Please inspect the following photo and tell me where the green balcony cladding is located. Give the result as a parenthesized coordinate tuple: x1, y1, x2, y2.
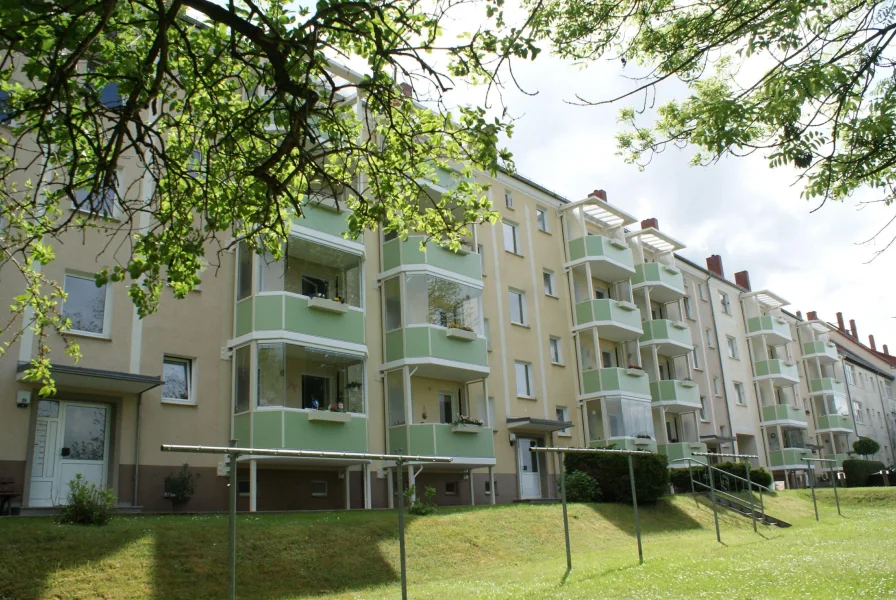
(574, 299, 642, 330)
(753, 359, 799, 382)
(382, 235, 482, 280)
(591, 437, 658, 453)
(802, 340, 838, 361)
(232, 410, 368, 453)
(816, 414, 853, 431)
(631, 263, 685, 294)
(567, 235, 635, 270)
(650, 380, 700, 406)
(809, 378, 846, 396)
(659, 442, 708, 466)
(297, 203, 352, 238)
(581, 367, 651, 397)
(388, 423, 495, 459)
(639, 319, 693, 351)
(747, 315, 792, 342)
(234, 295, 365, 345)
(761, 403, 807, 424)
(830, 453, 850, 468)
(768, 448, 811, 469)
(384, 325, 488, 367)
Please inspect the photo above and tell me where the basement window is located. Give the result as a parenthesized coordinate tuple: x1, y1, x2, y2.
(445, 481, 459, 496)
(311, 481, 329, 497)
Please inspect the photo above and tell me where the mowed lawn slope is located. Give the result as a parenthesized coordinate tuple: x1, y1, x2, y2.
(0, 489, 894, 600)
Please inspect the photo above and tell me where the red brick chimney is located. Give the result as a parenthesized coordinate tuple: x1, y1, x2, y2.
(836, 312, 845, 331)
(706, 255, 724, 278)
(807, 311, 818, 321)
(796, 310, 802, 319)
(589, 190, 608, 202)
(849, 319, 858, 339)
(641, 218, 659, 230)
(734, 270, 751, 291)
(399, 82, 413, 97)
(869, 335, 876, 351)
(885, 344, 891, 356)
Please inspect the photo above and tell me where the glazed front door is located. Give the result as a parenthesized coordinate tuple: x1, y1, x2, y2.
(517, 438, 542, 499)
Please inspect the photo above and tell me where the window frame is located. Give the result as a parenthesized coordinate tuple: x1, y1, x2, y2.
(504, 189, 514, 209)
(705, 328, 714, 348)
(503, 221, 521, 255)
(726, 335, 739, 359)
(556, 406, 571, 436)
(508, 288, 527, 326)
(162, 355, 196, 405)
(733, 381, 746, 405)
(515, 361, 534, 398)
(698, 283, 707, 301)
(310, 480, 329, 497)
(699, 396, 709, 421)
(683, 296, 694, 320)
(691, 347, 702, 370)
(62, 272, 112, 338)
(549, 336, 563, 365)
(712, 376, 721, 397)
(719, 291, 731, 315)
(445, 481, 459, 496)
(535, 207, 549, 233)
(543, 270, 556, 297)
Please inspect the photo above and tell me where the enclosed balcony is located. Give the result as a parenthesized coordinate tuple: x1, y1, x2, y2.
(802, 340, 839, 364)
(586, 396, 657, 452)
(630, 263, 685, 303)
(768, 448, 811, 469)
(650, 379, 701, 411)
(766, 427, 810, 470)
(574, 299, 642, 341)
(639, 319, 692, 356)
(581, 367, 651, 399)
(297, 200, 354, 238)
(659, 442, 708, 466)
(566, 234, 635, 282)
(808, 378, 845, 397)
(816, 414, 853, 432)
(814, 395, 852, 432)
(746, 315, 792, 345)
(382, 234, 482, 281)
(753, 359, 799, 386)
(760, 403, 807, 426)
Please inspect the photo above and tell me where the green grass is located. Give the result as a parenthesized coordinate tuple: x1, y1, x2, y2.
(1, 489, 895, 599)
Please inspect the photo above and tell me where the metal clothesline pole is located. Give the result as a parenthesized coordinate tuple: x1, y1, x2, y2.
(801, 457, 837, 522)
(161, 444, 453, 600)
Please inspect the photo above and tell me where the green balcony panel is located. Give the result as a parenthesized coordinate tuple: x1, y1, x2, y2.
(382, 236, 482, 280)
(299, 203, 352, 238)
(659, 442, 708, 465)
(754, 359, 799, 382)
(650, 380, 700, 406)
(254, 294, 283, 330)
(802, 340, 839, 362)
(639, 319, 693, 355)
(567, 235, 634, 270)
(747, 315, 792, 342)
(235, 298, 253, 337)
(391, 325, 488, 368)
(388, 423, 495, 459)
(768, 448, 811, 469)
(809, 378, 846, 396)
(233, 413, 251, 446)
(282, 294, 365, 345)
(246, 409, 369, 453)
(592, 437, 657, 453)
(761, 404, 807, 424)
(582, 367, 651, 397)
(631, 263, 685, 300)
(574, 299, 642, 340)
(832, 453, 850, 468)
(816, 414, 853, 431)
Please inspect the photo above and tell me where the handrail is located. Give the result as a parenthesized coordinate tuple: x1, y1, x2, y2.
(689, 478, 761, 510)
(672, 457, 772, 493)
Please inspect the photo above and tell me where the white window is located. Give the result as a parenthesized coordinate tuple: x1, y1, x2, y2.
(719, 291, 731, 315)
(503, 221, 521, 254)
(698, 283, 707, 301)
(556, 407, 571, 436)
(705, 328, 714, 348)
(73, 184, 117, 218)
(712, 377, 721, 396)
(691, 347, 702, 370)
(478, 244, 486, 276)
(445, 481, 459, 496)
(683, 297, 694, 319)
(726, 336, 739, 359)
(504, 190, 513, 208)
(543, 270, 556, 296)
(485, 480, 498, 495)
(487, 396, 495, 428)
(699, 396, 708, 421)
(885, 382, 894, 401)
(515, 361, 534, 398)
(549, 336, 563, 365)
(238, 479, 250, 497)
(311, 481, 328, 497)
(62, 273, 109, 336)
(162, 356, 195, 404)
(734, 381, 746, 405)
(484, 318, 492, 351)
(845, 364, 855, 386)
(509, 289, 526, 325)
(536, 208, 549, 233)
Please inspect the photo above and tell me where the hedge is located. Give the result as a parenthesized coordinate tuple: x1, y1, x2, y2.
(669, 463, 773, 494)
(565, 452, 669, 504)
(562, 471, 601, 502)
(842, 459, 886, 488)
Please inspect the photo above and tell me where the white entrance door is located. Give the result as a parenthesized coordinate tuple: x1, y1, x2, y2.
(29, 400, 111, 506)
(517, 438, 542, 499)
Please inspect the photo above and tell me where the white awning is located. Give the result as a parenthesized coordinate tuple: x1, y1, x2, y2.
(742, 289, 788, 308)
(559, 196, 638, 229)
(626, 227, 685, 254)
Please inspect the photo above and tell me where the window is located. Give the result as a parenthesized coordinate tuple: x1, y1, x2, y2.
(845, 364, 855, 386)
(549, 337, 563, 365)
(509, 289, 526, 325)
(556, 407, 571, 436)
(478, 244, 486, 276)
(543, 270, 556, 296)
(726, 336, 739, 359)
(439, 392, 454, 424)
(536, 208, 549, 233)
(234, 345, 250, 413)
(505, 190, 513, 208)
(683, 297, 694, 319)
(237, 479, 250, 497)
(311, 481, 329, 497)
(237, 241, 253, 301)
(445, 481, 459, 496)
(503, 221, 521, 254)
(515, 361, 534, 398)
(162, 356, 194, 404)
(705, 328, 714, 348)
(719, 291, 731, 314)
(487, 396, 495, 428)
(384, 277, 402, 331)
(885, 382, 894, 401)
(73, 185, 116, 218)
(601, 350, 614, 368)
(485, 480, 499, 495)
(62, 273, 108, 336)
(712, 377, 721, 396)
(699, 396, 708, 421)
(691, 348, 702, 370)
(484, 318, 492, 351)
(698, 283, 707, 301)
(0, 90, 11, 124)
(734, 381, 746, 405)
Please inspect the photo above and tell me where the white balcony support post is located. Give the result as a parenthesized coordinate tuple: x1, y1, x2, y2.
(387, 468, 394, 509)
(488, 467, 496, 505)
(408, 465, 416, 502)
(364, 464, 372, 509)
(600, 397, 610, 441)
(344, 467, 351, 510)
(581, 402, 591, 446)
(403, 365, 413, 425)
(469, 470, 475, 506)
(249, 459, 257, 513)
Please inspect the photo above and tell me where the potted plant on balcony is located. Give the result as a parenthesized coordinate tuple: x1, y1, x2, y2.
(446, 322, 477, 341)
(452, 414, 484, 433)
(626, 364, 645, 376)
(308, 292, 349, 314)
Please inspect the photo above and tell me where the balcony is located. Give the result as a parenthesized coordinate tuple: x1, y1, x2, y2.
(827, 453, 850, 469)
(761, 404, 808, 426)
(581, 367, 651, 399)
(388, 423, 494, 461)
(650, 379, 701, 412)
(382, 235, 482, 281)
(660, 442, 708, 466)
(235, 293, 365, 347)
(384, 324, 488, 381)
(631, 263, 685, 303)
(809, 378, 846, 397)
(566, 234, 635, 282)
(574, 299, 642, 341)
(816, 414, 853, 432)
(233, 409, 368, 453)
(802, 340, 839, 364)
(591, 437, 658, 453)
(298, 202, 353, 239)
(747, 315, 792, 345)
(639, 319, 693, 356)
(768, 448, 811, 470)
(753, 359, 799, 386)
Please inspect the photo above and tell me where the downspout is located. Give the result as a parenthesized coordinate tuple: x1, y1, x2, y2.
(734, 286, 765, 462)
(793, 324, 817, 447)
(706, 273, 737, 453)
(874, 374, 895, 464)
(134, 392, 142, 507)
(840, 356, 859, 439)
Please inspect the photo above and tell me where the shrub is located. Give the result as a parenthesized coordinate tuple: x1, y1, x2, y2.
(164, 464, 198, 505)
(713, 462, 774, 489)
(56, 474, 117, 526)
(565, 452, 669, 504)
(669, 464, 772, 493)
(853, 437, 881, 459)
(843, 459, 886, 487)
(404, 485, 437, 515)
(669, 468, 700, 493)
(562, 471, 601, 502)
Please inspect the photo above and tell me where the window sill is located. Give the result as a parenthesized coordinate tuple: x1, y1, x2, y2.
(693, 367, 704, 372)
(557, 433, 573, 438)
(161, 399, 198, 407)
(517, 395, 537, 401)
(545, 294, 560, 300)
(505, 250, 524, 258)
(511, 321, 530, 329)
(686, 315, 696, 321)
(538, 229, 552, 236)
(66, 330, 112, 341)
(700, 419, 711, 423)
(551, 362, 565, 367)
